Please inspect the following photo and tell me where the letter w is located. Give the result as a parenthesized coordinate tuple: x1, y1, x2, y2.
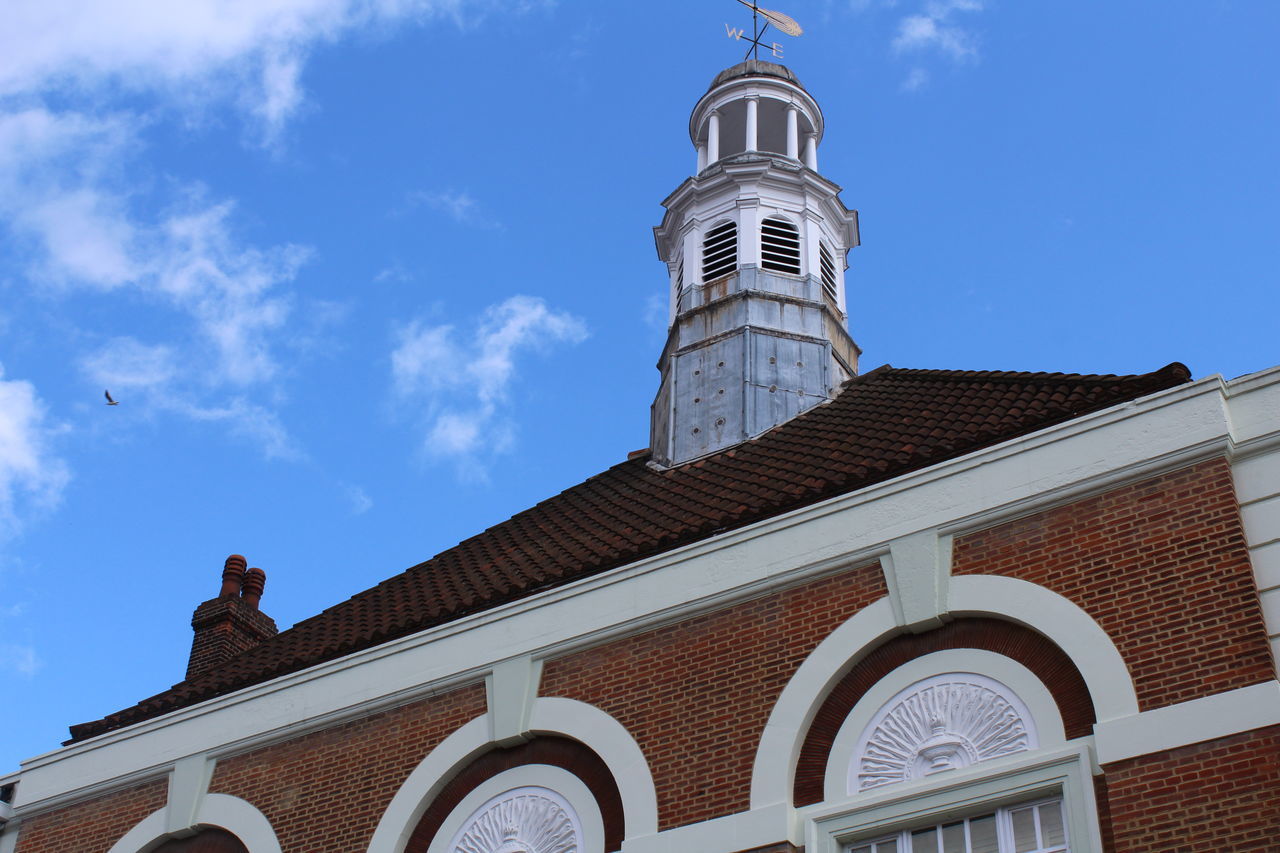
(725, 23, 745, 39)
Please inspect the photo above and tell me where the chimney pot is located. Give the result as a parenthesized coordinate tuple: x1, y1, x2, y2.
(241, 567, 266, 609)
(219, 554, 247, 597)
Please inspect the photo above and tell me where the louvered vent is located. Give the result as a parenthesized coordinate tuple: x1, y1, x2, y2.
(702, 221, 737, 281)
(760, 217, 801, 275)
(819, 242, 837, 298)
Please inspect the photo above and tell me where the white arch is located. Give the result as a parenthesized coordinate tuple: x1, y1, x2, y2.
(750, 577, 1139, 809)
(367, 715, 492, 853)
(107, 794, 281, 853)
(948, 575, 1139, 722)
(368, 698, 658, 853)
(750, 598, 898, 810)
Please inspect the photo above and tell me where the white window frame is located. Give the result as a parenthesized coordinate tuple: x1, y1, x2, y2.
(849, 795, 1068, 853)
(806, 745, 1103, 853)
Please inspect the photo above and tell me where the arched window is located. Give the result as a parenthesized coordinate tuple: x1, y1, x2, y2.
(702, 220, 738, 281)
(819, 241, 838, 299)
(760, 217, 801, 275)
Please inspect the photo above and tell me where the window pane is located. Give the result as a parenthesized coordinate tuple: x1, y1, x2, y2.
(911, 827, 939, 853)
(1010, 806, 1038, 852)
(941, 820, 966, 853)
(968, 815, 998, 853)
(880, 840, 898, 853)
(1039, 801, 1066, 847)
(849, 846, 872, 853)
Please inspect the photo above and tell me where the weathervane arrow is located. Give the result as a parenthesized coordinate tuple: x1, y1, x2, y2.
(726, 0, 804, 61)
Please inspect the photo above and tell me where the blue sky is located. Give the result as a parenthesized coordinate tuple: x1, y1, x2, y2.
(1, 1, 1276, 773)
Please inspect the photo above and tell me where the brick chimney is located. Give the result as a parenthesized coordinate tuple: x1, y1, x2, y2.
(186, 554, 279, 681)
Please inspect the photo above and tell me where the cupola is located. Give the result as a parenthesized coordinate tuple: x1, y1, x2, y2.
(650, 60, 861, 467)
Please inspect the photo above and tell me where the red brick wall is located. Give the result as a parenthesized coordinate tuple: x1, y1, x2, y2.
(14, 779, 167, 853)
(540, 561, 888, 831)
(953, 458, 1273, 711)
(206, 683, 485, 853)
(1102, 724, 1280, 851)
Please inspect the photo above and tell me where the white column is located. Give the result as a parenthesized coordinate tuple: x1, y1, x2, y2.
(804, 132, 818, 170)
(708, 111, 721, 164)
(697, 143, 707, 173)
(745, 96, 759, 152)
(786, 106, 799, 160)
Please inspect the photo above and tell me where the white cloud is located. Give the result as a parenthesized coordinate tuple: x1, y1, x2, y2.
(392, 295, 587, 474)
(171, 397, 302, 461)
(0, 643, 42, 677)
(0, 0, 546, 469)
(900, 67, 930, 92)
(407, 189, 502, 230)
(0, 0, 507, 121)
(81, 338, 178, 393)
(154, 200, 308, 386)
(0, 364, 69, 541)
(345, 484, 373, 515)
(892, 0, 983, 65)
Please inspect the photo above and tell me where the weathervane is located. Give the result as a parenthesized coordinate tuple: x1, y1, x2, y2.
(725, 0, 803, 61)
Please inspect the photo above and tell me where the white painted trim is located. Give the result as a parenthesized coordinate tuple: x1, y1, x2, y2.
(370, 699, 657, 853)
(805, 745, 1103, 853)
(1094, 680, 1280, 764)
(824, 650, 1065, 801)
(880, 530, 951, 631)
(195, 795, 282, 853)
(751, 599, 899, 810)
(368, 715, 491, 853)
(527, 698, 659, 840)
(17, 375, 1246, 811)
(106, 794, 280, 853)
(0, 826, 17, 853)
(487, 655, 543, 746)
(427, 767, 603, 853)
(948, 576, 1139, 723)
(165, 754, 213, 836)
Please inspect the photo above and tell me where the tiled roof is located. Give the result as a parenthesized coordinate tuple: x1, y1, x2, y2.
(69, 362, 1190, 742)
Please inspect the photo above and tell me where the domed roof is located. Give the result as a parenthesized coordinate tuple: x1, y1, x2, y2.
(707, 60, 804, 92)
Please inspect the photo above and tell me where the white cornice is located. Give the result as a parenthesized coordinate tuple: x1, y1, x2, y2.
(12, 371, 1276, 814)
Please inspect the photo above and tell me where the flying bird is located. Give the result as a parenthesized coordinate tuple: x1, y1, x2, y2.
(104, 390, 119, 406)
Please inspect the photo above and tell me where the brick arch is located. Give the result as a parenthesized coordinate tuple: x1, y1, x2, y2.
(405, 736, 625, 852)
(792, 617, 1096, 807)
(152, 829, 249, 853)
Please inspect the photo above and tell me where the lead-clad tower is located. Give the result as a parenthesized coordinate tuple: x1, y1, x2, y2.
(651, 60, 861, 467)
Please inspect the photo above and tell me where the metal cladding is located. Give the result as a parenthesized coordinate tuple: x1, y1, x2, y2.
(651, 62, 858, 466)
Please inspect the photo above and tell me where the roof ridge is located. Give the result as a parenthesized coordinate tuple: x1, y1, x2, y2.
(67, 360, 1192, 743)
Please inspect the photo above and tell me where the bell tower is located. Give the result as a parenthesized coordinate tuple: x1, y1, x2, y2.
(650, 60, 861, 467)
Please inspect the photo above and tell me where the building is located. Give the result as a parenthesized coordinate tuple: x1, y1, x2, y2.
(1, 59, 1278, 853)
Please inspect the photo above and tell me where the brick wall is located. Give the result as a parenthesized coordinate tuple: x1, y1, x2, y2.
(953, 458, 1273, 710)
(14, 779, 166, 853)
(541, 561, 888, 831)
(187, 598, 278, 682)
(206, 683, 485, 853)
(1102, 724, 1280, 851)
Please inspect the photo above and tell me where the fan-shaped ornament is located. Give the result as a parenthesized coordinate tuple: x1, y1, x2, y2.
(853, 673, 1038, 792)
(450, 787, 581, 853)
